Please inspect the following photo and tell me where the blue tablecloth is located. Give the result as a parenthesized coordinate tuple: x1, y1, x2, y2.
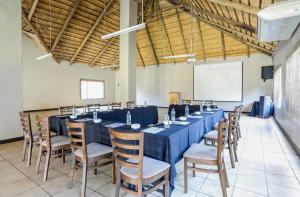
(50, 106, 224, 195)
(249, 101, 274, 117)
(85, 109, 224, 194)
(49, 106, 158, 136)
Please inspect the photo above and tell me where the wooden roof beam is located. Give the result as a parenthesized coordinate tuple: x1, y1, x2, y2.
(156, 0, 175, 64)
(221, 32, 226, 60)
(22, 11, 59, 63)
(137, 43, 145, 67)
(28, 0, 39, 21)
(176, 0, 256, 33)
(206, 0, 259, 15)
(89, 37, 116, 67)
(70, 0, 114, 64)
(145, 24, 159, 65)
(51, 0, 80, 52)
(196, 20, 206, 62)
(175, 8, 188, 54)
(247, 45, 250, 57)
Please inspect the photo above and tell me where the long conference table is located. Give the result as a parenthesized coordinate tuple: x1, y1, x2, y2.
(49, 105, 224, 194)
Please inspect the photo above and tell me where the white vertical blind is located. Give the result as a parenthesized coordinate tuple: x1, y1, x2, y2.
(80, 80, 104, 99)
(274, 67, 282, 108)
(285, 46, 300, 121)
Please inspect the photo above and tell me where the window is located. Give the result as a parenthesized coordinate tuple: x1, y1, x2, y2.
(80, 79, 104, 100)
(274, 67, 282, 108)
(285, 46, 300, 121)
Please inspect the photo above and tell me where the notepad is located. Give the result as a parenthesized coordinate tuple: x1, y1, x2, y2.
(172, 121, 190, 125)
(188, 115, 203, 119)
(142, 127, 165, 134)
(74, 118, 93, 122)
(105, 122, 125, 128)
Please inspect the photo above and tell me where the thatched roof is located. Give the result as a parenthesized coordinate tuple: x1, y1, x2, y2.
(21, 0, 277, 68)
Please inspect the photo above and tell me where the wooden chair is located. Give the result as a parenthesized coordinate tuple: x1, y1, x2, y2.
(20, 112, 39, 166)
(203, 113, 239, 168)
(182, 100, 191, 105)
(111, 102, 122, 109)
(109, 128, 170, 197)
(59, 106, 75, 115)
(183, 119, 229, 197)
(126, 101, 135, 109)
(66, 121, 114, 197)
(35, 116, 71, 181)
(234, 105, 242, 139)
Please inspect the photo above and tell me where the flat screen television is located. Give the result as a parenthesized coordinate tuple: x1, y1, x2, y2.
(262, 66, 274, 81)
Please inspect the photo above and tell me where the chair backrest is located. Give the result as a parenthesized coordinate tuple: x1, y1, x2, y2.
(59, 106, 75, 115)
(234, 105, 242, 120)
(126, 101, 135, 109)
(182, 100, 191, 105)
(36, 116, 51, 148)
(217, 119, 228, 161)
(109, 128, 144, 184)
(66, 121, 87, 160)
(111, 102, 121, 109)
(87, 104, 100, 112)
(228, 112, 239, 136)
(19, 112, 33, 139)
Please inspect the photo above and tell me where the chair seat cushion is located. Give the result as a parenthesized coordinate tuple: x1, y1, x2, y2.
(120, 156, 170, 179)
(204, 130, 218, 140)
(184, 143, 217, 161)
(42, 136, 70, 147)
(75, 143, 112, 158)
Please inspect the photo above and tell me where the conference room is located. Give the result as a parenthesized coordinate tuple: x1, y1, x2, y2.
(1, 0, 300, 197)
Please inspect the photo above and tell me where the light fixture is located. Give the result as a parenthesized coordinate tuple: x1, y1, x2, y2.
(163, 53, 195, 59)
(35, 53, 52, 60)
(101, 0, 145, 40)
(163, 3, 196, 62)
(101, 23, 146, 40)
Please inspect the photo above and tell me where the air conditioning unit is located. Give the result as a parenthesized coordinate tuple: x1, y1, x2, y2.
(257, 0, 300, 42)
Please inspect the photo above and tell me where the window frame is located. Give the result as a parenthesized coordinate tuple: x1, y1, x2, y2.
(80, 79, 105, 100)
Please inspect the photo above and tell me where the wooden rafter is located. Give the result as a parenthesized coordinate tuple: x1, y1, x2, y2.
(220, 32, 226, 60)
(206, 0, 259, 15)
(175, 8, 188, 54)
(196, 20, 206, 62)
(89, 37, 116, 67)
(156, 0, 175, 64)
(51, 0, 80, 52)
(247, 46, 250, 57)
(22, 11, 59, 63)
(70, 0, 114, 64)
(187, 1, 256, 33)
(28, 0, 39, 21)
(145, 24, 159, 65)
(137, 43, 145, 67)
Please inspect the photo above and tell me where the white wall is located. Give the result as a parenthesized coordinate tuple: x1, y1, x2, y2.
(273, 26, 300, 151)
(0, 1, 22, 140)
(22, 35, 116, 110)
(135, 54, 273, 112)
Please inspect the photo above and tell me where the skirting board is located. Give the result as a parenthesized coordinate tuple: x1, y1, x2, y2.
(274, 118, 300, 158)
(0, 136, 23, 144)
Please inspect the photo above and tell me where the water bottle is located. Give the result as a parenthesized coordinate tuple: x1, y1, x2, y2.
(72, 107, 75, 115)
(144, 100, 147, 107)
(171, 108, 176, 121)
(185, 105, 189, 117)
(126, 111, 131, 125)
(93, 110, 97, 120)
(163, 113, 170, 128)
(200, 104, 203, 113)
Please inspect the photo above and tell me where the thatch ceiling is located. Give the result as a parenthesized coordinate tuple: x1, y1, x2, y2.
(21, 0, 278, 68)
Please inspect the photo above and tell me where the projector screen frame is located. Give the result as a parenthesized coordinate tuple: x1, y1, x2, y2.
(192, 61, 244, 102)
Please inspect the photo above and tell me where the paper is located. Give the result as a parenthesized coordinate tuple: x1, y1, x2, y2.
(142, 127, 165, 134)
(172, 121, 190, 125)
(74, 118, 93, 122)
(188, 115, 203, 119)
(105, 122, 126, 128)
(204, 111, 214, 114)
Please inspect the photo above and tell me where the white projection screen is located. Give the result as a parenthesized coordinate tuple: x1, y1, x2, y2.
(193, 61, 243, 102)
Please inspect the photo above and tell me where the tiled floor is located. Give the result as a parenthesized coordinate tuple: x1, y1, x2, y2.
(0, 115, 300, 197)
